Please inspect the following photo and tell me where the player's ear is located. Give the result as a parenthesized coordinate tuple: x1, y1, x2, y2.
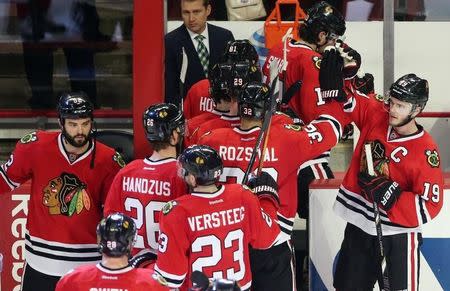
(411, 104, 422, 118)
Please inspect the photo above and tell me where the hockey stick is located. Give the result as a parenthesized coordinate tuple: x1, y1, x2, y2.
(364, 143, 391, 291)
(242, 60, 279, 184)
(179, 47, 188, 111)
(281, 80, 302, 105)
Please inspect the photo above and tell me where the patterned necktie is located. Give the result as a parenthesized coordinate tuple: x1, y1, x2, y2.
(195, 34, 209, 77)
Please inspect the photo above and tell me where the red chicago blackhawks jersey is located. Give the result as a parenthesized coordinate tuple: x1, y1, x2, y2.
(199, 112, 343, 242)
(262, 39, 305, 84)
(192, 114, 241, 145)
(185, 109, 229, 147)
(284, 42, 329, 124)
(55, 263, 169, 291)
(0, 131, 124, 276)
(334, 88, 444, 235)
(154, 184, 281, 290)
(183, 79, 214, 119)
(104, 157, 187, 255)
(193, 112, 294, 144)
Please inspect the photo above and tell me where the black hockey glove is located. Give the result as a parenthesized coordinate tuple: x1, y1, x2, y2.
(208, 278, 240, 291)
(353, 73, 375, 95)
(358, 172, 402, 211)
(129, 249, 157, 268)
(319, 47, 346, 102)
(247, 171, 280, 209)
(336, 41, 362, 79)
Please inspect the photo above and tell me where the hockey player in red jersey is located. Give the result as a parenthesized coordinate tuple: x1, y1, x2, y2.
(104, 103, 187, 267)
(184, 78, 214, 120)
(56, 213, 169, 291)
(327, 71, 444, 290)
(183, 39, 260, 120)
(199, 82, 346, 291)
(186, 60, 261, 146)
(0, 93, 124, 291)
(191, 61, 262, 144)
(154, 145, 282, 290)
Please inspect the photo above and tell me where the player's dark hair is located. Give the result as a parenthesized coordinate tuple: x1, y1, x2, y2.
(299, 1, 346, 44)
(182, 0, 210, 8)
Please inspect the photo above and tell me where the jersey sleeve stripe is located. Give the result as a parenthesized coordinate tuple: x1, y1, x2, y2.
(337, 188, 389, 221)
(343, 96, 356, 112)
(313, 114, 342, 141)
(416, 195, 431, 225)
(154, 264, 186, 288)
(0, 166, 20, 190)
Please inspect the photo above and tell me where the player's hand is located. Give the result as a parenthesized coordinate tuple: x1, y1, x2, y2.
(247, 171, 280, 209)
(358, 172, 402, 211)
(336, 41, 361, 79)
(353, 72, 375, 95)
(341, 123, 354, 141)
(319, 47, 345, 102)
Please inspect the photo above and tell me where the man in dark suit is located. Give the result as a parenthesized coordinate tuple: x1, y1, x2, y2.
(164, 0, 234, 108)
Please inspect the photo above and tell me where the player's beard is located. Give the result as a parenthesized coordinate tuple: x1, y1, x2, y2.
(389, 113, 413, 128)
(63, 130, 91, 148)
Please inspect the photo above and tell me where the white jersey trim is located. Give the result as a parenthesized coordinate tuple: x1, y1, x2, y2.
(25, 232, 101, 276)
(143, 157, 177, 166)
(96, 263, 134, 274)
(0, 166, 19, 190)
(386, 125, 425, 143)
(299, 156, 331, 171)
(191, 185, 226, 199)
(154, 264, 186, 288)
(58, 133, 94, 165)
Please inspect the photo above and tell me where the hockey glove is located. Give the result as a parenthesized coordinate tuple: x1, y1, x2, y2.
(319, 47, 346, 102)
(247, 171, 280, 209)
(358, 172, 402, 211)
(336, 41, 362, 79)
(353, 73, 375, 95)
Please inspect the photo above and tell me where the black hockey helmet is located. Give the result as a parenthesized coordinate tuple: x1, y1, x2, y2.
(300, 1, 346, 44)
(97, 212, 136, 257)
(143, 103, 185, 142)
(221, 40, 259, 66)
(178, 145, 223, 186)
(238, 81, 271, 119)
(388, 74, 429, 109)
(209, 62, 234, 103)
(230, 62, 262, 97)
(57, 92, 94, 122)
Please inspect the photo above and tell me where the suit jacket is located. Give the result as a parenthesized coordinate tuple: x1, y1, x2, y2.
(164, 23, 234, 106)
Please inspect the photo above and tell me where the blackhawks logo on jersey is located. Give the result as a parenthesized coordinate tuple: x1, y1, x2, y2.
(360, 140, 390, 177)
(20, 132, 38, 144)
(113, 152, 126, 168)
(42, 172, 91, 216)
(284, 124, 303, 131)
(425, 149, 440, 168)
(312, 56, 321, 69)
(162, 200, 177, 215)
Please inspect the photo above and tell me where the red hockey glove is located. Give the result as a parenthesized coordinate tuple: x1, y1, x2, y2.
(358, 172, 402, 211)
(319, 47, 346, 102)
(247, 171, 280, 209)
